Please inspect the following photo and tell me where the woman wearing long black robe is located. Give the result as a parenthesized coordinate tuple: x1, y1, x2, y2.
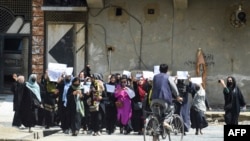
(219, 76, 246, 125)
(175, 79, 191, 135)
(104, 74, 117, 135)
(12, 75, 25, 127)
(67, 77, 84, 136)
(131, 77, 150, 135)
(20, 74, 42, 132)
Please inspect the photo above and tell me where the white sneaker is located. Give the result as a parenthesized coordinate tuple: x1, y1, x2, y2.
(82, 130, 87, 134)
(87, 130, 93, 134)
(97, 131, 102, 136)
(19, 125, 26, 129)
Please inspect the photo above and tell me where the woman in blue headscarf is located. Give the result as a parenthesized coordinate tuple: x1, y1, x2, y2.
(20, 74, 42, 132)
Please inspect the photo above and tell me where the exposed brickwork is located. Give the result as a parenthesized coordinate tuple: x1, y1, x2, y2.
(32, 36, 44, 46)
(32, 45, 44, 54)
(32, 64, 44, 82)
(32, 6, 44, 17)
(32, 26, 44, 36)
(32, 17, 44, 27)
(32, 54, 44, 65)
(32, 0, 44, 80)
(32, 0, 43, 6)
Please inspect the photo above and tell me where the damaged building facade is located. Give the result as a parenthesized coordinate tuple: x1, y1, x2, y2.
(0, 0, 249, 107)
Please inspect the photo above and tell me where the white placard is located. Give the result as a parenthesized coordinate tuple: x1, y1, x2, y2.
(169, 76, 175, 81)
(122, 70, 131, 78)
(177, 71, 188, 79)
(48, 63, 67, 82)
(48, 62, 67, 71)
(65, 67, 73, 75)
(126, 87, 135, 99)
(154, 65, 160, 75)
(135, 73, 142, 79)
(190, 77, 202, 84)
(142, 71, 154, 80)
(105, 84, 115, 93)
(83, 85, 90, 93)
(47, 69, 61, 82)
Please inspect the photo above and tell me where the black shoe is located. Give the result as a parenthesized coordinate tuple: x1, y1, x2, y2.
(124, 130, 131, 135)
(28, 127, 32, 133)
(72, 130, 79, 136)
(63, 129, 69, 134)
(107, 130, 112, 135)
(120, 127, 124, 134)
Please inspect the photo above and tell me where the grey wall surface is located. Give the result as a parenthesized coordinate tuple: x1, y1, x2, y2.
(87, 0, 250, 107)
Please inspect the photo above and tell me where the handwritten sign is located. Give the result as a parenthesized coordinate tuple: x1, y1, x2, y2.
(177, 71, 189, 79)
(48, 62, 67, 82)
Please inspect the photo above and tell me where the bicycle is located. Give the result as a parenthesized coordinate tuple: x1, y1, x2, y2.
(143, 99, 184, 141)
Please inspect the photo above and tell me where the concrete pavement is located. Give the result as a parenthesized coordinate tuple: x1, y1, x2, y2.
(0, 94, 60, 141)
(0, 94, 249, 141)
(36, 124, 225, 141)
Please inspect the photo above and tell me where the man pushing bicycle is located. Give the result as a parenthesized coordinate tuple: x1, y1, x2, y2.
(151, 63, 183, 131)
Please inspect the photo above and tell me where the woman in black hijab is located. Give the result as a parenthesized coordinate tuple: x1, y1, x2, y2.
(219, 76, 246, 125)
(20, 74, 42, 132)
(67, 77, 84, 136)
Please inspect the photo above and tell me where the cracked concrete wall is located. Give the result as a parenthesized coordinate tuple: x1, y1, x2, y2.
(87, 0, 250, 106)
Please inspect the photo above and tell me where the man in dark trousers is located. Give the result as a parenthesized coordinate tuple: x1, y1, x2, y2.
(151, 63, 183, 129)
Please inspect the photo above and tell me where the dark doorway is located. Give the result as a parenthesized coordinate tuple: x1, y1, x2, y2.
(0, 36, 27, 94)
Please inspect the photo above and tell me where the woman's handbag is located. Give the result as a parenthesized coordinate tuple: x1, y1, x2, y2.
(89, 105, 99, 112)
(115, 101, 123, 108)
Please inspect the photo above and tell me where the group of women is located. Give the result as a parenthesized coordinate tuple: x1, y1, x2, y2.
(11, 67, 247, 137)
(10, 70, 153, 136)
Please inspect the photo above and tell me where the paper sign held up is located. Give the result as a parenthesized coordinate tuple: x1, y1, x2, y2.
(142, 71, 154, 80)
(122, 70, 131, 78)
(48, 62, 67, 82)
(154, 65, 160, 75)
(65, 67, 73, 75)
(177, 71, 189, 79)
(105, 84, 115, 93)
(191, 77, 202, 84)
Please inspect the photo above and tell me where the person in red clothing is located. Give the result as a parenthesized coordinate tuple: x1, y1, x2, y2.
(131, 76, 150, 135)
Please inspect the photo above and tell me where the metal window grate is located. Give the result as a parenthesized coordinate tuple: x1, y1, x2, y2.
(0, 0, 32, 20)
(45, 11, 86, 22)
(0, 0, 32, 33)
(0, 6, 15, 33)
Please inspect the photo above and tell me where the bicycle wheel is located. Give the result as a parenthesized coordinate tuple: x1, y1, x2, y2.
(144, 116, 161, 141)
(169, 114, 184, 141)
(160, 124, 170, 141)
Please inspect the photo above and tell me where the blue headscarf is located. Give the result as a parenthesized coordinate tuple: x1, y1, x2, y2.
(26, 74, 41, 102)
(63, 75, 74, 107)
